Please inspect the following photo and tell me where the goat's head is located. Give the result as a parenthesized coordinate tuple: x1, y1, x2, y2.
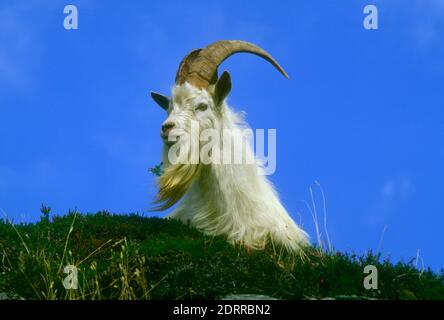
(151, 40, 288, 146)
(150, 40, 288, 210)
(152, 81, 226, 146)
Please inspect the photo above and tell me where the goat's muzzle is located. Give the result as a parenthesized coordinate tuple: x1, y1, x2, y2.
(160, 122, 178, 144)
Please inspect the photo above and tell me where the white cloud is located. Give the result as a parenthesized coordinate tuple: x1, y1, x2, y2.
(431, 0, 444, 9)
(364, 175, 414, 227)
(411, 0, 444, 48)
(381, 180, 395, 198)
(380, 176, 414, 200)
(0, 5, 33, 89)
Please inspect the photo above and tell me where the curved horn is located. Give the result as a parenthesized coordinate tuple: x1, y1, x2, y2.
(175, 40, 289, 89)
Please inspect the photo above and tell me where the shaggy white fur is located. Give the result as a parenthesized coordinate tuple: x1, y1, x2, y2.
(157, 83, 309, 252)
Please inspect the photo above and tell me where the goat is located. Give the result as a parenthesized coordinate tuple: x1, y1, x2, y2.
(150, 40, 308, 252)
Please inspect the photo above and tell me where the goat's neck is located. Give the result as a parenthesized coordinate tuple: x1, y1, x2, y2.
(194, 108, 264, 210)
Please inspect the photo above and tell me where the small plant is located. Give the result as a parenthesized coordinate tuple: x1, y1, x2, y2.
(40, 203, 51, 222)
(148, 162, 164, 177)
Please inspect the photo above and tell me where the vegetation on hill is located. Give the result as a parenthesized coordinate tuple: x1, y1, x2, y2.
(0, 210, 443, 300)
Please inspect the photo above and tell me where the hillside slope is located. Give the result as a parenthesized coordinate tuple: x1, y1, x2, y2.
(0, 212, 443, 300)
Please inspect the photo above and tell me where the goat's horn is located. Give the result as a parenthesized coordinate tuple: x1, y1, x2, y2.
(175, 40, 289, 89)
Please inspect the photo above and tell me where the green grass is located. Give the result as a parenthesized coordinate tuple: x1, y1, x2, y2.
(0, 211, 443, 300)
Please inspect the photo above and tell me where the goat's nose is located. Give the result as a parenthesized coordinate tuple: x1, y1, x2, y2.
(161, 122, 175, 134)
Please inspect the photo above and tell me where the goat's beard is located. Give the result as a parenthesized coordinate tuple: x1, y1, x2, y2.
(153, 141, 201, 211)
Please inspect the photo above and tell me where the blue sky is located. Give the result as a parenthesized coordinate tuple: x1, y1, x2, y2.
(0, 0, 443, 270)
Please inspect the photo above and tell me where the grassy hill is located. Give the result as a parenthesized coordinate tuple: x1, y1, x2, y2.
(0, 211, 443, 300)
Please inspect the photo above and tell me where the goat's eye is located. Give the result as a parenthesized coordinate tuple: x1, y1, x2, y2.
(196, 103, 208, 111)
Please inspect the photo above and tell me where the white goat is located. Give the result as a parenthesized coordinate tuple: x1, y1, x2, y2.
(151, 40, 308, 252)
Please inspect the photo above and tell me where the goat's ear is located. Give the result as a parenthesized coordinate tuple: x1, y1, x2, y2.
(151, 91, 170, 111)
(213, 71, 231, 107)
